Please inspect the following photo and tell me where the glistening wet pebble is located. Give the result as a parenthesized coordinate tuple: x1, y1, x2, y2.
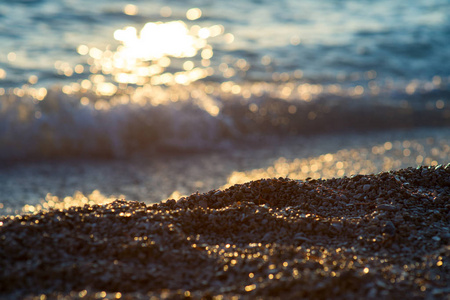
(1, 165, 449, 299)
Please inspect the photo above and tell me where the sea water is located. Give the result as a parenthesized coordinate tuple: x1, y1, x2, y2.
(0, 0, 449, 215)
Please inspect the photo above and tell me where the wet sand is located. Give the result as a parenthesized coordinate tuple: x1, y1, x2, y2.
(1, 165, 449, 299)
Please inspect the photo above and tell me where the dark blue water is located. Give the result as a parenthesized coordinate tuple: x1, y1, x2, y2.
(0, 0, 449, 160)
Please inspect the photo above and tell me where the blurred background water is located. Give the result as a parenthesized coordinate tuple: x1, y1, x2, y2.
(0, 0, 449, 215)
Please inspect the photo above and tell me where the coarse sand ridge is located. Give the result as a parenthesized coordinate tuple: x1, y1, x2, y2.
(1, 165, 449, 299)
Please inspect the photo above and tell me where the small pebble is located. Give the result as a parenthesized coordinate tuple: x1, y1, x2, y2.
(377, 204, 398, 212)
(383, 221, 396, 235)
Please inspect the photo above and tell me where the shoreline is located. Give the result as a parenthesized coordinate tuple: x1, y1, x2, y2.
(1, 165, 449, 299)
(1, 126, 450, 217)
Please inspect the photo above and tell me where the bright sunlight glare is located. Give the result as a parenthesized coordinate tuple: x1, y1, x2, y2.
(78, 19, 221, 91)
(113, 21, 203, 61)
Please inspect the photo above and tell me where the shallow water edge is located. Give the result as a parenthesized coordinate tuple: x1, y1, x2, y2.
(1, 127, 449, 216)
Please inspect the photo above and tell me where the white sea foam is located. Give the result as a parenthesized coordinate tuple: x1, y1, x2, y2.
(1, 79, 449, 161)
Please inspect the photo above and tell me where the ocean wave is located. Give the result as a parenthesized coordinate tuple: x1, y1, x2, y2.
(1, 80, 449, 161)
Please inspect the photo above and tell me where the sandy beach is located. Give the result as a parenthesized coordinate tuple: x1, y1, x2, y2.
(1, 1, 449, 298)
(1, 165, 448, 299)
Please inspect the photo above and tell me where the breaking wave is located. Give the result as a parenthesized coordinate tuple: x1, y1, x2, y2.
(1, 79, 449, 161)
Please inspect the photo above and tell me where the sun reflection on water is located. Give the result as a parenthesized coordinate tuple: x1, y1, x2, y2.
(3, 4, 446, 119)
(77, 15, 222, 92)
(113, 22, 201, 61)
